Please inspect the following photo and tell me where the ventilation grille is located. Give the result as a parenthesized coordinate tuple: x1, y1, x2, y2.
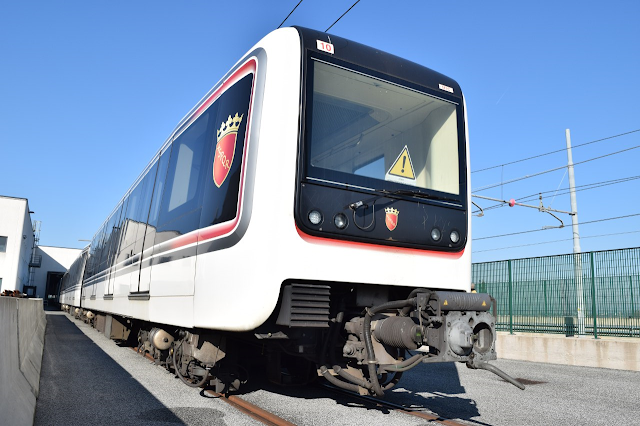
(277, 284, 331, 328)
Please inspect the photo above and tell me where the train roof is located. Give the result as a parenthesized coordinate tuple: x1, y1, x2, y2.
(294, 26, 462, 97)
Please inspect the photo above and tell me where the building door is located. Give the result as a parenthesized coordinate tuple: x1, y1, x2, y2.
(46, 271, 65, 307)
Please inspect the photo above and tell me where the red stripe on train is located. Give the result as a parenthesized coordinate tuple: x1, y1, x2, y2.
(295, 226, 465, 259)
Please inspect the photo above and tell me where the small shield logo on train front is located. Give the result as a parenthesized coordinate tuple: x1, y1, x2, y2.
(385, 207, 399, 231)
(214, 113, 243, 188)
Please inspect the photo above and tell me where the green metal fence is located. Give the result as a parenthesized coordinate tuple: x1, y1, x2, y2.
(473, 247, 640, 338)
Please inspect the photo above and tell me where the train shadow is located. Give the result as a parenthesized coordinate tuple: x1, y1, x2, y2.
(36, 313, 187, 426)
(236, 361, 487, 425)
(384, 363, 489, 424)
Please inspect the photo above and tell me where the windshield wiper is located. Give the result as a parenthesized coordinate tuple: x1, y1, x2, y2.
(347, 188, 460, 231)
(382, 189, 460, 204)
(348, 188, 458, 210)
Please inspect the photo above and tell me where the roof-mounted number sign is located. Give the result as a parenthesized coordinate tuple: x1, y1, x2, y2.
(316, 40, 334, 54)
(439, 83, 454, 93)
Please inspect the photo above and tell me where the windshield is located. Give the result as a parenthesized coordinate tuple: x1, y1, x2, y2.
(307, 59, 461, 196)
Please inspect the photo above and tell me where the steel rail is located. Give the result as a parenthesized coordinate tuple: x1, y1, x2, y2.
(129, 347, 294, 425)
(205, 390, 296, 426)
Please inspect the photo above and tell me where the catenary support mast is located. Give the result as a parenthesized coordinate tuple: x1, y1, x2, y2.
(566, 129, 584, 336)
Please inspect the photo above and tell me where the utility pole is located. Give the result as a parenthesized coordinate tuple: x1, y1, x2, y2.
(566, 129, 584, 336)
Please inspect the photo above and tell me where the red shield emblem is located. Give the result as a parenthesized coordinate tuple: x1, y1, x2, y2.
(214, 113, 243, 188)
(385, 207, 399, 231)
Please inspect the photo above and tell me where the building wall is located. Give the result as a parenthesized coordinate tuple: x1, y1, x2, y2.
(32, 246, 81, 299)
(0, 197, 34, 292)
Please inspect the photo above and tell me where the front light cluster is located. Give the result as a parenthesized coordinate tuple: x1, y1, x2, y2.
(308, 208, 461, 244)
(430, 227, 461, 245)
(308, 210, 349, 230)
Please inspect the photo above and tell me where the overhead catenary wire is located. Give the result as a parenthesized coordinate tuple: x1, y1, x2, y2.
(472, 143, 640, 192)
(474, 213, 640, 241)
(277, 0, 304, 29)
(475, 174, 640, 213)
(473, 230, 640, 253)
(472, 128, 640, 174)
(325, 0, 361, 32)
(514, 175, 640, 203)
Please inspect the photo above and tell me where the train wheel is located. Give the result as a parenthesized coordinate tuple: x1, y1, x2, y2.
(172, 341, 209, 388)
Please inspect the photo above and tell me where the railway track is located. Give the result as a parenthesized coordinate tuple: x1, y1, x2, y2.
(209, 384, 468, 426)
(129, 346, 467, 425)
(205, 390, 295, 426)
(129, 347, 294, 425)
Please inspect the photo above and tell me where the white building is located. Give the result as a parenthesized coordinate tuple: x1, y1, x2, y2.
(32, 246, 81, 302)
(0, 195, 82, 301)
(0, 196, 35, 293)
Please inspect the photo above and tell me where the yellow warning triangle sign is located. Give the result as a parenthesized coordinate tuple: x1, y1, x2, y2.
(387, 146, 415, 180)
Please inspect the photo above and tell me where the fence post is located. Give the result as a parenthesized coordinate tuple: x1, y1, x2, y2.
(508, 260, 514, 334)
(631, 276, 635, 320)
(543, 280, 548, 317)
(590, 251, 598, 339)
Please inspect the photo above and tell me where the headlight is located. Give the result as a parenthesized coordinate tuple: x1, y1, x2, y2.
(431, 228, 441, 241)
(308, 210, 323, 225)
(334, 213, 348, 229)
(450, 230, 460, 244)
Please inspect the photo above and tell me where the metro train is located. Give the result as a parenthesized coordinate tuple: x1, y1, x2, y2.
(60, 26, 523, 396)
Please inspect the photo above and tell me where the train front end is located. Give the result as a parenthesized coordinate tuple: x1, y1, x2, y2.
(262, 28, 523, 395)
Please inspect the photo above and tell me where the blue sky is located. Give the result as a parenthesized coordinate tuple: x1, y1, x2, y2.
(1, 1, 638, 263)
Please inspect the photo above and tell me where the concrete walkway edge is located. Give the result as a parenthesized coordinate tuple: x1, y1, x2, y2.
(497, 332, 640, 371)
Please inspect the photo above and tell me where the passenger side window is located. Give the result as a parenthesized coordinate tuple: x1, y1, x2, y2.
(148, 149, 171, 228)
(199, 73, 254, 229)
(156, 111, 212, 234)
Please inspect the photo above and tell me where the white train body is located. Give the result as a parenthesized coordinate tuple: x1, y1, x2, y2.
(60, 246, 88, 309)
(59, 27, 508, 396)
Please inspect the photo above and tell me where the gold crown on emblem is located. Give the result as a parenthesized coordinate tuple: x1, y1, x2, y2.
(385, 207, 399, 216)
(217, 113, 244, 141)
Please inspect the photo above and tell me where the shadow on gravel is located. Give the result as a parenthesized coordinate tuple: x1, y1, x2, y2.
(35, 313, 188, 426)
(385, 363, 491, 425)
(233, 361, 487, 425)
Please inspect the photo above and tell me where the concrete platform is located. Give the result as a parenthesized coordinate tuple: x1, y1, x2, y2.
(34, 312, 186, 425)
(0, 297, 46, 426)
(497, 332, 640, 371)
(34, 312, 259, 426)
